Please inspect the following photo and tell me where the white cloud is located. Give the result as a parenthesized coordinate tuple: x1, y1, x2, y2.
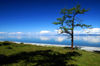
(74, 36, 100, 43)
(55, 29, 63, 34)
(9, 32, 16, 34)
(0, 32, 7, 34)
(35, 36, 68, 42)
(40, 30, 51, 34)
(39, 36, 50, 40)
(2, 28, 100, 35)
(87, 28, 100, 34)
(74, 28, 100, 34)
(55, 30, 58, 32)
(35, 32, 39, 34)
(55, 36, 66, 42)
(9, 36, 22, 39)
(0, 36, 5, 39)
(28, 32, 31, 34)
(16, 36, 22, 39)
(9, 36, 15, 38)
(83, 37, 100, 43)
(74, 30, 85, 34)
(55, 28, 100, 34)
(38, 30, 58, 35)
(9, 32, 23, 34)
(16, 32, 23, 34)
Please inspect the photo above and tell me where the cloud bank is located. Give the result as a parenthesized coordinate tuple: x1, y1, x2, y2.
(9, 32, 23, 34)
(40, 31, 51, 34)
(74, 28, 100, 34)
(0, 28, 100, 35)
(74, 36, 100, 43)
(0, 32, 7, 34)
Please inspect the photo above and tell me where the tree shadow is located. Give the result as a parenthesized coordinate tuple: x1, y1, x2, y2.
(0, 50, 81, 66)
(64, 46, 80, 50)
(93, 50, 100, 54)
(63, 47, 71, 49)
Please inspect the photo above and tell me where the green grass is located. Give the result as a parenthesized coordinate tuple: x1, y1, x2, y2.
(0, 41, 100, 66)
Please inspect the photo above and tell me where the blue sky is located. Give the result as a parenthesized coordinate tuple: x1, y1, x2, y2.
(0, 0, 100, 35)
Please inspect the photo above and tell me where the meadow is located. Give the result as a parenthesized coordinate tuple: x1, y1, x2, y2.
(0, 41, 100, 66)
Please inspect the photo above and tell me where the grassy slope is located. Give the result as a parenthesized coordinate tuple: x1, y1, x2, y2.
(0, 41, 100, 66)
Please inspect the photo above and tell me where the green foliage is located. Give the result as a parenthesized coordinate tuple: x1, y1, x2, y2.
(6, 46, 13, 49)
(75, 24, 92, 28)
(20, 42, 24, 44)
(52, 3, 92, 35)
(52, 22, 60, 25)
(0, 42, 3, 46)
(57, 18, 63, 21)
(52, 3, 92, 50)
(2, 41, 11, 45)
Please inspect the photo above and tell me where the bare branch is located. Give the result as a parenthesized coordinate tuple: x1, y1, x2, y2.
(75, 17, 83, 24)
(56, 29, 72, 35)
(81, 26, 90, 34)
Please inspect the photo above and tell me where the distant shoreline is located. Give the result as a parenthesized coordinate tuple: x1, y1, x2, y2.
(0, 40, 72, 47)
(0, 40, 99, 48)
(1, 40, 100, 52)
(0, 41, 100, 48)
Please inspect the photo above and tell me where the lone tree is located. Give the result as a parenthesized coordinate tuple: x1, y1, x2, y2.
(52, 4, 92, 50)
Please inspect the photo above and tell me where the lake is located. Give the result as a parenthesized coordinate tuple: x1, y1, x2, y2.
(0, 35, 100, 47)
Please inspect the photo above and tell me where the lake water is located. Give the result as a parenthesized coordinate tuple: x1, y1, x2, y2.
(0, 35, 100, 47)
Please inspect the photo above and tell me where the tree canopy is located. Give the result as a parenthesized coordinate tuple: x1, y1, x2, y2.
(52, 4, 92, 50)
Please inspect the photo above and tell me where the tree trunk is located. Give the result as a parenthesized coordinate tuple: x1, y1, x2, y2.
(71, 13, 76, 50)
(71, 33, 73, 50)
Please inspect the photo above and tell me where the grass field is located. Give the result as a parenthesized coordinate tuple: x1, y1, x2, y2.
(0, 41, 100, 66)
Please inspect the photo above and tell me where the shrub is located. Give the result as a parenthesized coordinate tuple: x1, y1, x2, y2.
(6, 46, 13, 49)
(20, 42, 24, 44)
(3, 41, 11, 45)
(0, 43, 2, 46)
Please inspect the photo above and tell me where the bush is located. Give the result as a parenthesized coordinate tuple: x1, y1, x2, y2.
(6, 46, 13, 49)
(3, 41, 11, 45)
(20, 42, 24, 44)
(0, 44, 2, 46)
(0, 43, 2, 46)
(74, 47, 79, 50)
